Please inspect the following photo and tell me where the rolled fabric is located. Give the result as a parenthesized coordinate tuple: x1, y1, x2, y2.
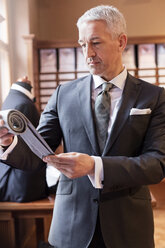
(0, 109, 54, 159)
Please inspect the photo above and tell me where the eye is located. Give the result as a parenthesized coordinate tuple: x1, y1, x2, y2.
(93, 42, 101, 46)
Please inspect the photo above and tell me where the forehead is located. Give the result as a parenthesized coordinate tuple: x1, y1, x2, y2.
(78, 20, 111, 41)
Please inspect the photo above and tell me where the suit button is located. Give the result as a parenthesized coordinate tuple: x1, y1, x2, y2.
(93, 199, 99, 203)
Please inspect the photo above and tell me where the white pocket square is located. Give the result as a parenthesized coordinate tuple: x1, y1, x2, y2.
(130, 108, 152, 115)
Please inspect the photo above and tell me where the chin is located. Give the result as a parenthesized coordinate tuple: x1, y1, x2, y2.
(89, 68, 102, 76)
(91, 71, 105, 78)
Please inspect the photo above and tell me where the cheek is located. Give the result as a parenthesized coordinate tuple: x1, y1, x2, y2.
(104, 49, 119, 64)
(97, 46, 113, 61)
(99, 53, 111, 65)
(95, 50, 105, 61)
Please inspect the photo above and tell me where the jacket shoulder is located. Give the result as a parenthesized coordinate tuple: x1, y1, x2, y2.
(127, 73, 164, 92)
(59, 74, 92, 88)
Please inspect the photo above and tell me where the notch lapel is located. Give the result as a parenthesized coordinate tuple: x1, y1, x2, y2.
(76, 75, 100, 155)
(103, 74, 142, 155)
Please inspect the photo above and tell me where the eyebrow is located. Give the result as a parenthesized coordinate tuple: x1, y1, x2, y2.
(78, 36, 101, 44)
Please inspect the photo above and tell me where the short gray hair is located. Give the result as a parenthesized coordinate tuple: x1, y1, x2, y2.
(77, 5, 127, 39)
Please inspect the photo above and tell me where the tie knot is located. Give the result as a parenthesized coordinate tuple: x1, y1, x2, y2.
(102, 82, 113, 92)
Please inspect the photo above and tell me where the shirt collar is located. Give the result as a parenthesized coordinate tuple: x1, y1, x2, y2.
(93, 67, 127, 90)
(11, 83, 34, 100)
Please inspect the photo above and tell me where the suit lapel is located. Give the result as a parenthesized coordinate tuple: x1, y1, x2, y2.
(103, 74, 142, 155)
(76, 75, 100, 155)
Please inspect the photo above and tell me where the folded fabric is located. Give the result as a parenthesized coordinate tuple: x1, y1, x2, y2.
(0, 109, 54, 159)
(130, 108, 152, 115)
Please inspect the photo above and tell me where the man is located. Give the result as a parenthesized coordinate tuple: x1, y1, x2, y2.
(0, 77, 48, 202)
(0, 5, 165, 248)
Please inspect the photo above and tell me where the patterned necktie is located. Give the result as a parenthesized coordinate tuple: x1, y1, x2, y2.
(94, 82, 113, 153)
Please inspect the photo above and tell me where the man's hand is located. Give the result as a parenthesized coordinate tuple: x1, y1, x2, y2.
(43, 152, 95, 179)
(0, 118, 14, 147)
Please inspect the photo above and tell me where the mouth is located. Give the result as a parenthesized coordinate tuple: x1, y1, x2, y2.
(87, 57, 100, 66)
(88, 61, 100, 66)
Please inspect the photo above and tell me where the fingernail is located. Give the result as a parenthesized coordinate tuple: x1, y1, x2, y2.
(43, 156, 48, 161)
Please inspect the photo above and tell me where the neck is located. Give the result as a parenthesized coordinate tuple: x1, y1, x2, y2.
(101, 65, 125, 82)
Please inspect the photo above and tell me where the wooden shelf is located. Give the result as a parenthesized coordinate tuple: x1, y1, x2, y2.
(23, 35, 165, 112)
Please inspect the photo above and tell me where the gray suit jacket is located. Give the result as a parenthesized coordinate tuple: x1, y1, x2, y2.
(4, 73, 165, 247)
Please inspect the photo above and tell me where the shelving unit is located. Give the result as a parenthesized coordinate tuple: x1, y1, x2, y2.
(23, 35, 165, 112)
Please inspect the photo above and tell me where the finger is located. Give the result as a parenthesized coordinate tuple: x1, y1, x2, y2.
(45, 160, 69, 171)
(0, 133, 14, 146)
(43, 156, 75, 171)
(0, 127, 9, 136)
(43, 154, 75, 164)
(0, 119, 5, 126)
(58, 152, 77, 156)
(58, 169, 75, 179)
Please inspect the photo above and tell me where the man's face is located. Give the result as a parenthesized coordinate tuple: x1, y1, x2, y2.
(78, 20, 125, 81)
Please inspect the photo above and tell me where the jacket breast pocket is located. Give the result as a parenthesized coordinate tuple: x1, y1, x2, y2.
(56, 180, 73, 195)
(128, 114, 151, 134)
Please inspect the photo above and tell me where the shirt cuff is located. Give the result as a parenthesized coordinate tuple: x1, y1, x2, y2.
(0, 135, 18, 160)
(88, 156, 104, 189)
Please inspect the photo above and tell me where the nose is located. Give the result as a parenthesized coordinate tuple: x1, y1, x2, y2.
(84, 44, 96, 59)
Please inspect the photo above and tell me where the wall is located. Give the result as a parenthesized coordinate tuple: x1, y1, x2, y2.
(6, 0, 165, 92)
(9, 0, 30, 82)
(36, 0, 165, 41)
(28, 0, 39, 37)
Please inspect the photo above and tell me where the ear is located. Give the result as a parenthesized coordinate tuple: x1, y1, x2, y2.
(118, 33, 127, 52)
